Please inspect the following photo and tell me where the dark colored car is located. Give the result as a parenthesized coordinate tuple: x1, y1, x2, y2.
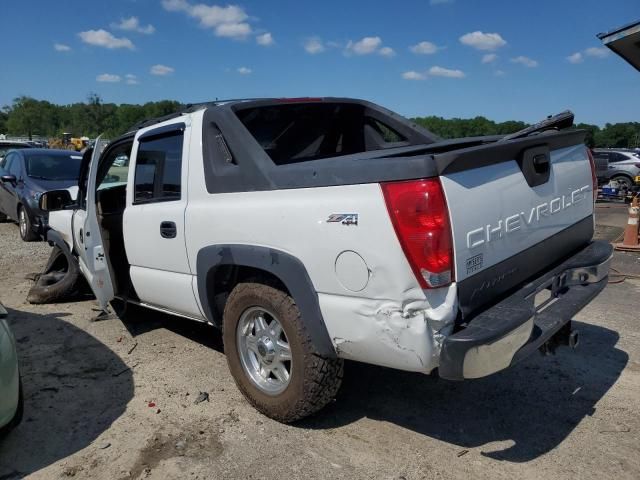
(0, 149, 83, 241)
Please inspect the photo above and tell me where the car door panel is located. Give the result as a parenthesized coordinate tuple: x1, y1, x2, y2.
(123, 122, 202, 318)
(0, 156, 13, 216)
(74, 137, 116, 309)
(3, 156, 23, 220)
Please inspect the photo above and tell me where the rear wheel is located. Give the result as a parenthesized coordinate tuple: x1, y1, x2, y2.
(0, 211, 7, 222)
(223, 282, 343, 423)
(18, 206, 38, 242)
(612, 175, 633, 189)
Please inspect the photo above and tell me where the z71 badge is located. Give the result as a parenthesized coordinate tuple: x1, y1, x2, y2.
(327, 214, 359, 226)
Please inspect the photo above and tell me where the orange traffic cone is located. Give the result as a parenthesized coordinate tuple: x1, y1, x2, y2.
(614, 196, 640, 252)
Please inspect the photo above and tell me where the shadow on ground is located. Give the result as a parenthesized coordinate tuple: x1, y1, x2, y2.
(120, 306, 224, 354)
(299, 321, 627, 463)
(122, 306, 627, 464)
(0, 307, 134, 479)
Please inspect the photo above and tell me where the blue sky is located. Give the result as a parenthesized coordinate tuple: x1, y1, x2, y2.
(1, 0, 639, 125)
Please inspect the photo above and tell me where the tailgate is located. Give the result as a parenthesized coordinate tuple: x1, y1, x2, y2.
(437, 130, 594, 316)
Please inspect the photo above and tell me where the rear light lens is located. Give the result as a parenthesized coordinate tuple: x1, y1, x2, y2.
(587, 148, 598, 203)
(381, 178, 453, 289)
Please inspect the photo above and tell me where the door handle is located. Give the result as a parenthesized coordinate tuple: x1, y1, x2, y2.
(160, 221, 177, 239)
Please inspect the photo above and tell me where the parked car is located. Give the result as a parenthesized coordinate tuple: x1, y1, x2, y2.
(0, 149, 83, 241)
(0, 301, 22, 438)
(39, 98, 611, 422)
(0, 140, 32, 163)
(592, 148, 640, 188)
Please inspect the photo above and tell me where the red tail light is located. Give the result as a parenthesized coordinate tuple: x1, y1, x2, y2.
(587, 148, 598, 203)
(381, 178, 453, 289)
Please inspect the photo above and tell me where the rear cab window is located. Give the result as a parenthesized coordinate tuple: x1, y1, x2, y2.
(234, 102, 412, 165)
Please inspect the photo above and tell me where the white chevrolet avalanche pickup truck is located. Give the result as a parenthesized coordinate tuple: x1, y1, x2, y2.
(38, 98, 612, 422)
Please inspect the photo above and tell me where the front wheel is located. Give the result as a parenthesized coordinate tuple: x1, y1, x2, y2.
(18, 206, 38, 242)
(223, 283, 343, 423)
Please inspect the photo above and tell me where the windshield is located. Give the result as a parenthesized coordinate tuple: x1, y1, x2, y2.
(26, 154, 83, 181)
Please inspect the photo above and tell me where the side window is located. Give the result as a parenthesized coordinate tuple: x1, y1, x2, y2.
(610, 152, 629, 163)
(134, 130, 184, 204)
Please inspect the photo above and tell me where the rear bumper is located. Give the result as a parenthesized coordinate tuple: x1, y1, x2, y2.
(439, 240, 612, 381)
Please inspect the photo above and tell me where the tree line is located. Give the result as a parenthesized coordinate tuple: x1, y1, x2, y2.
(0, 95, 182, 140)
(1, 95, 638, 148)
(412, 116, 640, 149)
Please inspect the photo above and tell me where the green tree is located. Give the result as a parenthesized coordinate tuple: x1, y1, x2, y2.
(6, 96, 58, 139)
(0, 108, 8, 134)
(574, 123, 600, 148)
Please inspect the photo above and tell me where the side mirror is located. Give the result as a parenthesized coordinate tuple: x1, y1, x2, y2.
(0, 174, 16, 185)
(39, 189, 74, 212)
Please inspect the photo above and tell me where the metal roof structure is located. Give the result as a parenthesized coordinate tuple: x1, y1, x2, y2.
(598, 19, 640, 72)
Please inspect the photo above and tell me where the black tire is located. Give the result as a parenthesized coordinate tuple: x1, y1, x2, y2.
(223, 282, 343, 423)
(0, 211, 7, 222)
(0, 377, 23, 438)
(612, 175, 633, 190)
(18, 206, 39, 242)
(26, 246, 83, 304)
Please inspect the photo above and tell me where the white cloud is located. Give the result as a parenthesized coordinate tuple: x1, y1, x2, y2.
(459, 31, 506, 51)
(585, 47, 610, 58)
(402, 70, 427, 81)
(482, 53, 498, 64)
(161, 0, 254, 40)
(429, 66, 465, 78)
(112, 16, 155, 34)
(494, 70, 505, 76)
(410, 41, 439, 55)
(215, 22, 251, 38)
(511, 55, 538, 68)
(345, 36, 395, 57)
(256, 32, 274, 46)
(78, 29, 134, 49)
(125, 74, 139, 85)
(379, 46, 396, 58)
(567, 52, 584, 64)
(346, 36, 382, 55)
(567, 47, 610, 64)
(237, 67, 252, 75)
(304, 37, 325, 54)
(150, 64, 175, 75)
(54, 43, 71, 52)
(96, 73, 121, 83)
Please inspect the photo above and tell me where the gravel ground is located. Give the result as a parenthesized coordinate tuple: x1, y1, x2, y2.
(0, 207, 639, 480)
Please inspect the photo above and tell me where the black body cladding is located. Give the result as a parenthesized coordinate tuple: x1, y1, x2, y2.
(196, 244, 336, 358)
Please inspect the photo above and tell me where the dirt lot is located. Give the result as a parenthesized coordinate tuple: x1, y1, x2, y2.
(0, 203, 639, 480)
